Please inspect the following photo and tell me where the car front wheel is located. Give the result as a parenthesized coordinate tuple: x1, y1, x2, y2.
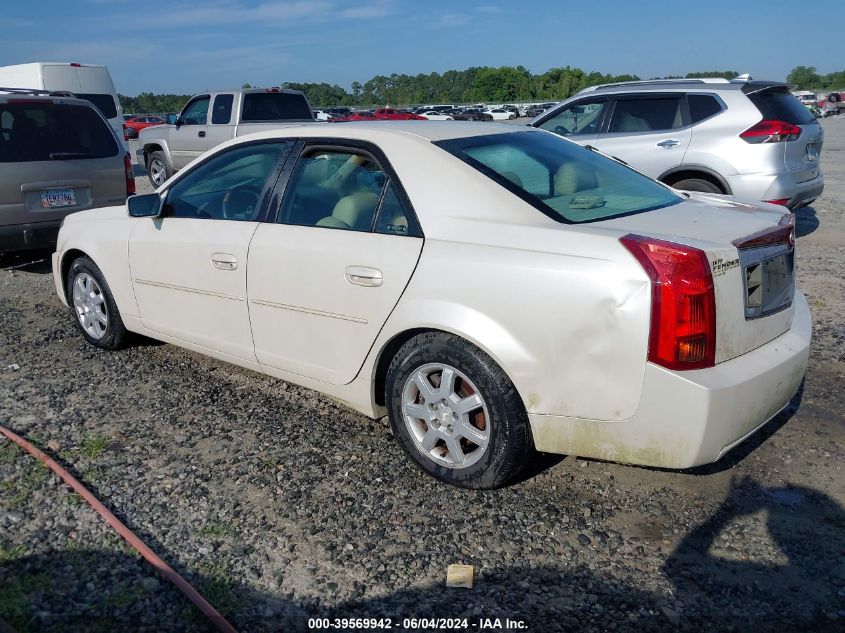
(66, 256, 128, 350)
(386, 332, 533, 489)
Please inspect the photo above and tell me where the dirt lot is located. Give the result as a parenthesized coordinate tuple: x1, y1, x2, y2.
(1, 120, 844, 632)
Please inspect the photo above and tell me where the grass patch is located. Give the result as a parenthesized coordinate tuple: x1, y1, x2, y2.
(0, 542, 27, 563)
(0, 571, 50, 632)
(0, 441, 19, 465)
(0, 458, 49, 507)
(80, 434, 109, 460)
(198, 522, 233, 538)
(193, 560, 245, 619)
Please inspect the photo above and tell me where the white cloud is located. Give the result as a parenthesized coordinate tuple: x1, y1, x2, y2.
(476, 5, 503, 13)
(434, 12, 473, 28)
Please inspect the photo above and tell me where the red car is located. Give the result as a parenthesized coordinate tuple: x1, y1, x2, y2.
(373, 108, 426, 120)
(329, 111, 379, 122)
(123, 115, 166, 139)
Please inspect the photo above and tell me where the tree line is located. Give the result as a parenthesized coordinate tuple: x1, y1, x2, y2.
(118, 65, 842, 114)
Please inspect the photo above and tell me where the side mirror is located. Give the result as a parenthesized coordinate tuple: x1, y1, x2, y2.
(174, 117, 183, 128)
(127, 193, 163, 218)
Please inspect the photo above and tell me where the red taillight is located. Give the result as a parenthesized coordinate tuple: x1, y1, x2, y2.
(620, 234, 716, 370)
(740, 120, 801, 143)
(70, 62, 82, 67)
(733, 213, 795, 249)
(124, 153, 135, 196)
(764, 198, 790, 207)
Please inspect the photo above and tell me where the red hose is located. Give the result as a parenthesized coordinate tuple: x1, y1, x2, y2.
(0, 425, 238, 633)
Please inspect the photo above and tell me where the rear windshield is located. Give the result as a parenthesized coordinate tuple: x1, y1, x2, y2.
(0, 102, 119, 163)
(749, 89, 815, 125)
(241, 92, 313, 121)
(437, 131, 681, 223)
(77, 93, 118, 119)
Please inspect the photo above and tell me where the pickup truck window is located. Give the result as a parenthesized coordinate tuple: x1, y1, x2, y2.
(211, 94, 234, 125)
(181, 96, 209, 125)
(242, 92, 312, 121)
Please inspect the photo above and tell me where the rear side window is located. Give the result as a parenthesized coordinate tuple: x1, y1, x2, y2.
(242, 93, 313, 121)
(0, 102, 119, 163)
(688, 94, 723, 123)
(77, 93, 118, 119)
(748, 89, 815, 125)
(211, 94, 234, 124)
(609, 97, 683, 133)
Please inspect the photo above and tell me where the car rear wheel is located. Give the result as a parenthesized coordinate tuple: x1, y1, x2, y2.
(386, 332, 533, 489)
(147, 151, 172, 188)
(668, 177, 724, 194)
(66, 256, 128, 350)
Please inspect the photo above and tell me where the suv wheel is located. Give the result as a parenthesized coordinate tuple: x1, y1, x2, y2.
(385, 332, 533, 489)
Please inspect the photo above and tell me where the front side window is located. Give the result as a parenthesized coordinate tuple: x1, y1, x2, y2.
(538, 99, 607, 137)
(279, 148, 388, 231)
(163, 142, 287, 221)
(180, 96, 210, 125)
(211, 94, 234, 125)
(608, 97, 683, 133)
(437, 131, 682, 223)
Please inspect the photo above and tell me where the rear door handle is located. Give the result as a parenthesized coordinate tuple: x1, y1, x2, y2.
(345, 266, 383, 287)
(211, 252, 238, 271)
(198, 130, 206, 138)
(657, 139, 680, 148)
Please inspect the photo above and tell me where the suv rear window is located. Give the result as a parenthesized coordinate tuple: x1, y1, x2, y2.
(437, 131, 681, 224)
(748, 89, 815, 125)
(242, 92, 313, 121)
(0, 102, 119, 163)
(77, 93, 118, 119)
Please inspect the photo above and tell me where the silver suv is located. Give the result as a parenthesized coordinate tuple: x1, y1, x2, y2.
(0, 89, 131, 253)
(529, 78, 824, 209)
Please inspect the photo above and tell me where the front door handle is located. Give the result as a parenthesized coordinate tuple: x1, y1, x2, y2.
(211, 252, 238, 271)
(345, 266, 383, 287)
(657, 139, 680, 148)
(198, 130, 206, 138)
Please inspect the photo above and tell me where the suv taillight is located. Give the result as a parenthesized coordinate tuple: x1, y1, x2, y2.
(740, 120, 801, 143)
(620, 234, 716, 370)
(124, 153, 136, 196)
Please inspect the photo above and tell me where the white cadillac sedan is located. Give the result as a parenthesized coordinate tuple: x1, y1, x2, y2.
(52, 122, 811, 489)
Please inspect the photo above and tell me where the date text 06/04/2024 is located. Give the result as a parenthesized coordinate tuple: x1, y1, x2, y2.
(307, 617, 529, 630)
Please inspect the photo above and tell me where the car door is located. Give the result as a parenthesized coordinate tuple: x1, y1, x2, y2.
(204, 93, 235, 150)
(128, 140, 292, 362)
(248, 142, 424, 385)
(593, 93, 691, 179)
(534, 97, 609, 146)
(170, 94, 210, 169)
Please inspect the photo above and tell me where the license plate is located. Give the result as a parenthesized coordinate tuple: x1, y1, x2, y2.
(40, 189, 76, 208)
(806, 143, 820, 162)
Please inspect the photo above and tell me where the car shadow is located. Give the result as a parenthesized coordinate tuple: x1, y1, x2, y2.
(133, 164, 147, 178)
(663, 476, 845, 632)
(794, 205, 820, 238)
(0, 249, 53, 274)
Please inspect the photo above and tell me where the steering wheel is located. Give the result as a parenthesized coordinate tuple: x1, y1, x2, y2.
(554, 125, 572, 136)
(222, 186, 261, 220)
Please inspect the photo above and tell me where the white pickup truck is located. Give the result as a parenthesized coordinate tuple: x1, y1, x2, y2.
(137, 88, 315, 186)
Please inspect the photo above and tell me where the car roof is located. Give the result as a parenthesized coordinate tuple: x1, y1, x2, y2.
(233, 120, 534, 144)
(577, 78, 788, 96)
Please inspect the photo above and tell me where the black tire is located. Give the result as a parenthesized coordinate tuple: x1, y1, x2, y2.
(385, 332, 533, 489)
(146, 150, 173, 188)
(668, 177, 724, 194)
(65, 256, 128, 350)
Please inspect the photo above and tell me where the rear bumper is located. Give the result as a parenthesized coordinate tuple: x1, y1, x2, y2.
(727, 171, 824, 209)
(529, 291, 812, 468)
(0, 220, 62, 253)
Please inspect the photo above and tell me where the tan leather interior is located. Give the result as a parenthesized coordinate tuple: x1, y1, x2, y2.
(554, 162, 599, 196)
(316, 190, 380, 230)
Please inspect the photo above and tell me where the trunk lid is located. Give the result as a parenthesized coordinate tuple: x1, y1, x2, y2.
(598, 194, 796, 363)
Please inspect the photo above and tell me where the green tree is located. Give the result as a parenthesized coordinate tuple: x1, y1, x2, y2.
(787, 66, 822, 89)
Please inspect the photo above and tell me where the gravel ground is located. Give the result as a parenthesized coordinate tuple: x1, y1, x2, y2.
(1, 120, 844, 633)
